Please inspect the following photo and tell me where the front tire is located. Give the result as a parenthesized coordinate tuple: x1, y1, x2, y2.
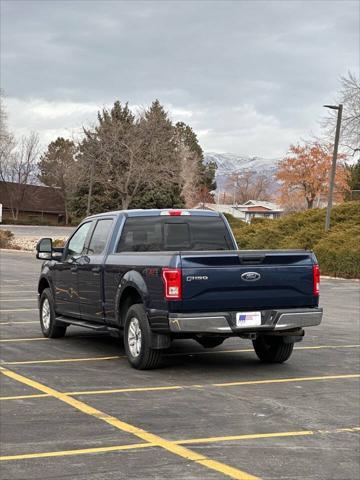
(39, 288, 67, 338)
(124, 304, 161, 370)
(253, 335, 294, 363)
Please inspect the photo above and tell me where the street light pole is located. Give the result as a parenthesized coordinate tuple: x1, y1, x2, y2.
(323, 104, 343, 231)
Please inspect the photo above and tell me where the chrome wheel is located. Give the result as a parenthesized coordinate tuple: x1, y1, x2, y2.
(42, 298, 51, 330)
(128, 317, 142, 357)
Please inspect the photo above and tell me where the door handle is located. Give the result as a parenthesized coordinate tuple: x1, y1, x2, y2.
(70, 265, 78, 273)
(92, 266, 101, 274)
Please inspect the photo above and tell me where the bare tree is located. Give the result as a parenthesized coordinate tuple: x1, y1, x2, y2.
(80, 114, 155, 211)
(96, 123, 149, 210)
(0, 132, 40, 220)
(323, 72, 360, 156)
(226, 170, 271, 204)
(0, 93, 16, 179)
(179, 142, 199, 207)
(80, 101, 184, 214)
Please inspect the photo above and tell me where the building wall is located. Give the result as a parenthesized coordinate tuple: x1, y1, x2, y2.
(1, 208, 64, 224)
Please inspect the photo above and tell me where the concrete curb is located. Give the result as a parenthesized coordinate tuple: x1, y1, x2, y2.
(0, 248, 33, 254)
(321, 275, 359, 281)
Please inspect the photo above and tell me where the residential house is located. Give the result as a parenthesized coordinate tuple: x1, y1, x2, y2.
(0, 181, 65, 224)
(195, 200, 283, 222)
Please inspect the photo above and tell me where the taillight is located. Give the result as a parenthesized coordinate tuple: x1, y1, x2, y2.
(162, 268, 182, 300)
(313, 264, 320, 296)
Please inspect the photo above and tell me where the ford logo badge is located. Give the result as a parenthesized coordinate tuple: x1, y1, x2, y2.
(241, 272, 261, 282)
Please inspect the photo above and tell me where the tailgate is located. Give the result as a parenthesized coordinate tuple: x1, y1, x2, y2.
(179, 250, 317, 312)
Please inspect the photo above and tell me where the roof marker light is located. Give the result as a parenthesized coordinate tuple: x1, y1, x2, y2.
(160, 210, 191, 216)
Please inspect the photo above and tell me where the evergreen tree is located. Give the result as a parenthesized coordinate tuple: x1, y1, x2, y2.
(74, 101, 142, 215)
(346, 160, 360, 199)
(176, 122, 217, 205)
(38, 137, 76, 224)
(72, 99, 208, 215)
(131, 100, 184, 208)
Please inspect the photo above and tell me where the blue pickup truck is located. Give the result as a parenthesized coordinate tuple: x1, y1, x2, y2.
(36, 209, 322, 369)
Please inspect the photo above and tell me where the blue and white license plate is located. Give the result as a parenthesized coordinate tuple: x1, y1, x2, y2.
(236, 311, 261, 327)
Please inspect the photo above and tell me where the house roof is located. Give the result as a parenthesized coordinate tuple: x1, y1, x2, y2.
(195, 201, 283, 214)
(0, 182, 65, 214)
(242, 200, 282, 210)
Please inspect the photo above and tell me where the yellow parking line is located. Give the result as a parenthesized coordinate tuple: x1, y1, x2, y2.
(167, 344, 360, 356)
(2, 343, 359, 365)
(296, 344, 360, 350)
(1, 373, 358, 402)
(178, 426, 360, 445)
(0, 338, 47, 343)
(166, 348, 253, 355)
(68, 385, 184, 395)
(0, 426, 359, 462)
(0, 291, 36, 294)
(0, 321, 38, 325)
(69, 373, 360, 396)
(212, 373, 360, 388)
(0, 393, 49, 401)
(0, 386, 182, 401)
(0, 366, 259, 480)
(0, 299, 37, 302)
(0, 308, 38, 313)
(0, 442, 153, 461)
(1, 355, 122, 365)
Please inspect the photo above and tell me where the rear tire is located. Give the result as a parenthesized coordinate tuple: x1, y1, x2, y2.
(253, 335, 294, 363)
(39, 288, 67, 338)
(196, 337, 225, 349)
(124, 304, 161, 370)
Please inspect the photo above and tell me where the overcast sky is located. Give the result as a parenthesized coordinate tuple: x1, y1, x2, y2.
(1, 0, 359, 157)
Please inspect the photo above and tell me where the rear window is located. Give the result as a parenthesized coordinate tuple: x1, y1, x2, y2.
(116, 216, 233, 252)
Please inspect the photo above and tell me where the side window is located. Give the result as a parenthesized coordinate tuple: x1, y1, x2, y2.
(87, 219, 113, 255)
(66, 222, 92, 259)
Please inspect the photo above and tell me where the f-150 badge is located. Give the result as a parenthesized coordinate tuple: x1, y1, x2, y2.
(186, 275, 209, 282)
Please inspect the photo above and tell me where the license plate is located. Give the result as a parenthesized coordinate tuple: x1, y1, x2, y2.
(236, 311, 261, 327)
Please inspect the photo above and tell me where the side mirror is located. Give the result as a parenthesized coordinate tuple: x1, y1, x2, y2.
(36, 238, 53, 260)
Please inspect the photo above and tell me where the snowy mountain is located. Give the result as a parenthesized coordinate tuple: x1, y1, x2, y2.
(204, 152, 280, 192)
(204, 152, 279, 175)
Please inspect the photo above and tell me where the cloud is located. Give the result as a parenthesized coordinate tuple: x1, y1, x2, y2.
(1, 0, 358, 156)
(5, 96, 305, 157)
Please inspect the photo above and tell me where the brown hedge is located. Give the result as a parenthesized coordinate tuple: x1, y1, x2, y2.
(0, 230, 14, 249)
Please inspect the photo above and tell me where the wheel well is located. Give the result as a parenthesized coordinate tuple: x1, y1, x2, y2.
(119, 287, 142, 327)
(38, 278, 50, 295)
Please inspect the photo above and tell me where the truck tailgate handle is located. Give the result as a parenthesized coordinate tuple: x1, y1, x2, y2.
(92, 266, 101, 274)
(239, 255, 265, 265)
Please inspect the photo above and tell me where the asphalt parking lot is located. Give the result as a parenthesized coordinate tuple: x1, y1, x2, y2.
(0, 250, 359, 480)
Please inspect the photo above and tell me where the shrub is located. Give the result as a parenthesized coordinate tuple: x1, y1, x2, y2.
(53, 238, 66, 248)
(0, 230, 14, 248)
(279, 224, 325, 250)
(226, 201, 360, 278)
(315, 226, 360, 278)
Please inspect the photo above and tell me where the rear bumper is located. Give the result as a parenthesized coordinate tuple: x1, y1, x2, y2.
(168, 308, 323, 334)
